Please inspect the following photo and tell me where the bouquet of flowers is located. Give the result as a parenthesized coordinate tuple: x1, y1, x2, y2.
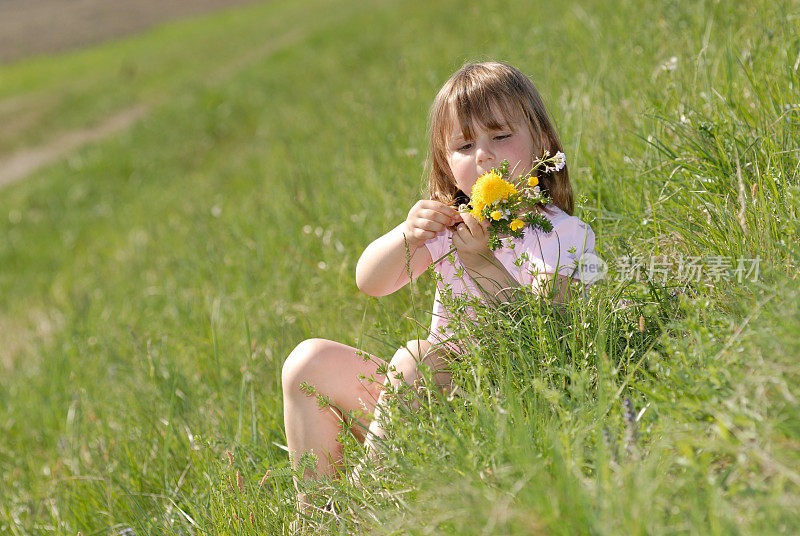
(459, 150, 566, 250)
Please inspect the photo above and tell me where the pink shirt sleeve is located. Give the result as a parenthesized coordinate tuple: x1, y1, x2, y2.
(423, 228, 453, 262)
(518, 214, 597, 283)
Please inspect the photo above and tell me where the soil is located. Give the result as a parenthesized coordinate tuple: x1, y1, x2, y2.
(0, 104, 149, 188)
(0, 0, 263, 64)
(0, 0, 267, 188)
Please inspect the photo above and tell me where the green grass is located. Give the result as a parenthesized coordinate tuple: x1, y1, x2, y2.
(0, 0, 377, 155)
(0, 0, 798, 534)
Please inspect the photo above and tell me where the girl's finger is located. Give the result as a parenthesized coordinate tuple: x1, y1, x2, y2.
(419, 209, 452, 227)
(459, 213, 481, 236)
(456, 224, 479, 249)
(450, 225, 465, 249)
(415, 221, 444, 234)
(426, 201, 459, 219)
(412, 201, 458, 224)
(416, 216, 448, 232)
(440, 210, 463, 227)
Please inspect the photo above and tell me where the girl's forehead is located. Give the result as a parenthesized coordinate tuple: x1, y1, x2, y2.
(445, 92, 527, 133)
(445, 103, 521, 140)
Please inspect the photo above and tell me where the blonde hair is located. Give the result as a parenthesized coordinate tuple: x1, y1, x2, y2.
(425, 61, 574, 216)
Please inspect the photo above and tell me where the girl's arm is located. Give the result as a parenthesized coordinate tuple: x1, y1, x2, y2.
(356, 200, 460, 297)
(467, 259, 581, 306)
(463, 258, 519, 305)
(532, 272, 583, 304)
(453, 212, 581, 305)
(355, 222, 434, 297)
(450, 213, 521, 304)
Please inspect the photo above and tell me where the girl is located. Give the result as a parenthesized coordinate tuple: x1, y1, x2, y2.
(281, 61, 597, 524)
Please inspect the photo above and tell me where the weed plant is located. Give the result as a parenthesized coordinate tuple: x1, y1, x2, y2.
(0, 0, 798, 534)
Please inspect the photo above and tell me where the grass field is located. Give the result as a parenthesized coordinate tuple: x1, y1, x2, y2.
(1, 0, 799, 534)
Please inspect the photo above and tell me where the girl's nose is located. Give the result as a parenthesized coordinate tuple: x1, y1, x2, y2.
(476, 144, 495, 166)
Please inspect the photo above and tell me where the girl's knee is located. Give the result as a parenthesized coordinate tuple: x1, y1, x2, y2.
(282, 338, 333, 391)
(387, 340, 430, 384)
(404, 339, 433, 358)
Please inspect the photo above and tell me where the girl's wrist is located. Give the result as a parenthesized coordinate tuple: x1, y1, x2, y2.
(460, 251, 497, 273)
(398, 223, 425, 250)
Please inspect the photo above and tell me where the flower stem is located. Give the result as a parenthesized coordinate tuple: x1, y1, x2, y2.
(431, 246, 457, 266)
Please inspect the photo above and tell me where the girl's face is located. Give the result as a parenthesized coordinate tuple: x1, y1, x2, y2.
(445, 107, 535, 197)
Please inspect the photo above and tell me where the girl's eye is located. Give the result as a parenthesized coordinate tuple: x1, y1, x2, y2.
(457, 143, 473, 151)
(495, 133, 512, 140)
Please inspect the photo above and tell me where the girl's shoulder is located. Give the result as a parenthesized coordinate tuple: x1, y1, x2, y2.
(518, 203, 596, 254)
(532, 203, 593, 237)
(518, 203, 598, 279)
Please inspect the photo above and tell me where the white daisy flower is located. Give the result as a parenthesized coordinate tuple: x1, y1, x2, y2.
(553, 151, 566, 172)
(663, 56, 678, 72)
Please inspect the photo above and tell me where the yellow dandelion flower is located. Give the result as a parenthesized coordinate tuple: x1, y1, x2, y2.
(469, 200, 486, 220)
(470, 170, 518, 219)
(490, 210, 502, 220)
(510, 219, 525, 231)
(528, 175, 538, 187)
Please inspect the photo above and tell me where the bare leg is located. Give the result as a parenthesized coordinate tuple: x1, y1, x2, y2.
(281, 338, 386, 523)
(353, 339, 456, 484)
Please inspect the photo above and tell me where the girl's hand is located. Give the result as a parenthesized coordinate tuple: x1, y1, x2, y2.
(451, 212, 493, 269)
(403, 200, 462, 248)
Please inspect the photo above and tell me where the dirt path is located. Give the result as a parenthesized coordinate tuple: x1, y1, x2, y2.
(0, 104, 150, 188)
(0, 0, 298, 190)
(0, 0, 264, 64)
(0, 19, 314, 190)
